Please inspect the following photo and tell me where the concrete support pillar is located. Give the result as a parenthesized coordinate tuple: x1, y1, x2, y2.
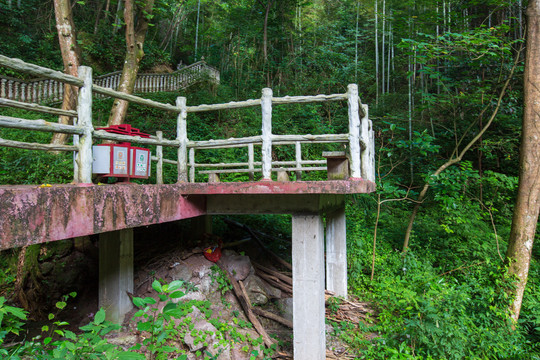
(325, 207, 347, 298)
(99, 228, 134, 324)
(292, 214, 326, 360)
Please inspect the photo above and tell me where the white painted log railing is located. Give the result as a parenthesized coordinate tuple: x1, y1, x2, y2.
(0, 55, 374, 184)
(0, 60, 219, 104)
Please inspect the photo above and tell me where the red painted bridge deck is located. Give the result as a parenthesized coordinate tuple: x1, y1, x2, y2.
(0, 179, 375, 250)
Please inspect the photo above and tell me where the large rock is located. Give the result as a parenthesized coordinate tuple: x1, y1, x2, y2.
(275, 297, 293, 322)
(169, 263, 193, 283)
(220, 250, 253, 281)
(183, 318, 218, 352)
(228, 328, 264, 360)
(206, 341, 231, 360)
(243, 274, 269, 306)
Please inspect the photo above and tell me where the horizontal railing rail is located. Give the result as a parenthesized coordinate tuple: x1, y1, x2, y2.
(0, 55, 375, 185)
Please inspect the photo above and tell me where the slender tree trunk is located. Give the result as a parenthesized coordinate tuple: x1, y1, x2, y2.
(263, 0, 275, 87)
(382, 0, 385, 95)
(93, 0, 106, 35)
(108, 0, 155, 126)
(51, 0, 80, 146)
(505, 1, 540, 324)
(194, 0, 201, 61)
(113, 0, 123, 35)
(375, 0, 379, 104)
(355, 0, 359, 83)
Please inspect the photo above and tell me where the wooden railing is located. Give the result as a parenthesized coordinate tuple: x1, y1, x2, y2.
(0, 55, 374, 184)
(0, 60, 219, 104)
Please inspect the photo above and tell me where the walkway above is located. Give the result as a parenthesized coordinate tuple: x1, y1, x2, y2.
(0, 178, 375, 250)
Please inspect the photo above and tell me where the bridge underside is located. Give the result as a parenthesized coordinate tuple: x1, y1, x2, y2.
(0, 179, 375, 360)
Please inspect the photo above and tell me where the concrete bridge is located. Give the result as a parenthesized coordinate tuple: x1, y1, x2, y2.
(0, 55, 375, 360)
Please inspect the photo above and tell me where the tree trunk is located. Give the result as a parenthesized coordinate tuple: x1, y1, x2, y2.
(51, 0, 80, 146)
(375, 0, 379, 104)
(108, 0, 155, 126)
(13, 245, 43, 315)
(505, 1, 540, 324)
(263, 0, 274, 87)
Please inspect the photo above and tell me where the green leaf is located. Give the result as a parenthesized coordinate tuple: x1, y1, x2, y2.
(65, 341, 76, 351)
(42, 325, 49, 332)
(56, 301, 67, 310)
(152, 280, 162, 293)
(167, 280, 184, 292)
(6, 306, 27, 320)
(64, 330, 77, 340)
(144, 297, 157, 305)
(137, 321, 151, 332)
(48, 313, 55, 320)
(79, 323, 95, 331)
(133, 297, 145, 308)
(162, 345, 177, 353)
(163, 302, 177, 313)
(44, 337, 52, 345)
(169, 291, 185, 299)
(94, 308, 106, 325)
(115, 351, 146, 360)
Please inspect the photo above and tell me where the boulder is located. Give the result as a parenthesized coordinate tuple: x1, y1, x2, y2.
(243, 274, 269, 306)
(220, 250, 253, 281)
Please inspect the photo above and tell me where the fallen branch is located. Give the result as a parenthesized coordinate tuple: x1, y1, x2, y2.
(252, 307, 293, 328)
(255, 269, 293, 295)
(216, 261, 276, 348)
(253, 262, 293, 286)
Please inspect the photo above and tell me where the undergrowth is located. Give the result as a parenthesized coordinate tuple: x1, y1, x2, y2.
(344, 193, 540, 359)
(0, 279, 275, 360)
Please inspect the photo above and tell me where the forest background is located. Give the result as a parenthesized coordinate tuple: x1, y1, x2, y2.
(0, 0, 539, 358)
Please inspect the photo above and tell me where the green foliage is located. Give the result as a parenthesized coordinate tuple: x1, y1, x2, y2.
(1, 292, 144, 360)
(1, 279, 271, 359)
(0, 109, 74, 185)
(209, 265, 233, 296)
(0, 0, 538, 359)
(0, 296, 27, 355)
(131, 279, 188, 359)
(345, 182, 540, 359)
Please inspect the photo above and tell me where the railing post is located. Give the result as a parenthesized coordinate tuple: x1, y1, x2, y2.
(248, 143, 254, 181)
(295, 141, 302, 181)
(156, 131, 163, 185)
(261, 87, 273, 181)
(189, 148, 195, 182)
(347, 84, 361, 179)
(176, 96, 188, 182)
(360, 104, 375, 182)
(76, 66, 93, 184)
